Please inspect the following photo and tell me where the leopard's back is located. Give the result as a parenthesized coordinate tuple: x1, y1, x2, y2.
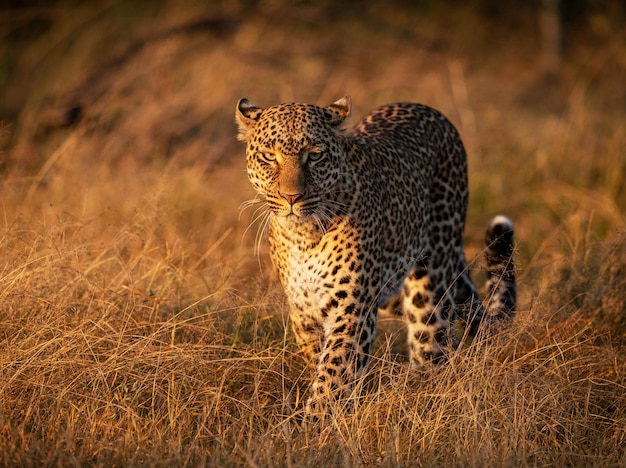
(344, 103, 470, 304)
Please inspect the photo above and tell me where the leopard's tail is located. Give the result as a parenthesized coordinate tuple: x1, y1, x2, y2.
(484, 216, 516, 320)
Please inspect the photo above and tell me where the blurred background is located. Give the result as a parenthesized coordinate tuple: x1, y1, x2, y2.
(0, 0, 624, 296)
(2, 0, 623, 166)
(1, 3, 625, 463)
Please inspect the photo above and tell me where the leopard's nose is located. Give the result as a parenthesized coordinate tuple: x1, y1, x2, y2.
(279, 192, 304, 205)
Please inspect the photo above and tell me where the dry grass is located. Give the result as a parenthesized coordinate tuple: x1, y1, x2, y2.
(1, 1, 625, 465)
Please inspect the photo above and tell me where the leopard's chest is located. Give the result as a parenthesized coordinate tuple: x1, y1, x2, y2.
(270, 220, 365, 310)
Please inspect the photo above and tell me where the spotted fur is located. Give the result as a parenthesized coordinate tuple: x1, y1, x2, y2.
(236, 96, 516, 416)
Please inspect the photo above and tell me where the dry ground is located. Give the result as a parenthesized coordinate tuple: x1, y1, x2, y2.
(0, 1, 625, 465)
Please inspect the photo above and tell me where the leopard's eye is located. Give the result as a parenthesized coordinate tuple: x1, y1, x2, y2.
(308, 151, 325, 163)
(258, 152, 276, 163)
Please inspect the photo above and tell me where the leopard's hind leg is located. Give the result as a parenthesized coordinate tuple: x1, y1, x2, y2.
(402, 255, 458, 366)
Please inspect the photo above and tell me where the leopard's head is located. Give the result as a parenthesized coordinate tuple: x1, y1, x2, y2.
(236, 96, 351, 225)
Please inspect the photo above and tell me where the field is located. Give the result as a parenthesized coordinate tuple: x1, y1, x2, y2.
(1, 1, 625, 465)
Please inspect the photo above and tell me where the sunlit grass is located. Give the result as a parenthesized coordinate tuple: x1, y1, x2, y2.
(1, 1, 624, 465)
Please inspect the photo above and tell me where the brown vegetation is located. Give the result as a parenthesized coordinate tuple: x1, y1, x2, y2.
(1, 1, 624, 465)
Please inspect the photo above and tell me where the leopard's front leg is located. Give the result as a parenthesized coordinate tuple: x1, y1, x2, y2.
(305, 295, 377, 418)
(274, 222, 380, 419)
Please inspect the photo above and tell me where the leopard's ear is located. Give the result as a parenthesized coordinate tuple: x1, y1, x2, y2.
(325, 95, 351, 126)
(236, 98, 263, 142)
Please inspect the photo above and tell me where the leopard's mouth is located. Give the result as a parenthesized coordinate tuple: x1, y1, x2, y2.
(266, 193, 324, 224)
(275, 199, 316, 219)
(283, 210, 312, 222)
(274, 205, 316, 224)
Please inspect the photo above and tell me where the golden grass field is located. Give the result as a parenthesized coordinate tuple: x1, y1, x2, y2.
(1, 1, 624, 465)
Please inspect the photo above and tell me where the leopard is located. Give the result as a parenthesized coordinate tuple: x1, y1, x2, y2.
(235, 95, 516, 417)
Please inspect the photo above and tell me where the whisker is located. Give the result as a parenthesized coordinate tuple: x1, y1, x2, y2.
(242, 204, 270, 241)
(323, 201, 350, 216)
(239, 199, 259, 211)
(239, 193, 264, 210)
(315, 208, 336, 231)
(238, 196, 265, 220)
(320, 202, 348, 224)
(312, 213, 327, 234)
(255, 210, 273, 258)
